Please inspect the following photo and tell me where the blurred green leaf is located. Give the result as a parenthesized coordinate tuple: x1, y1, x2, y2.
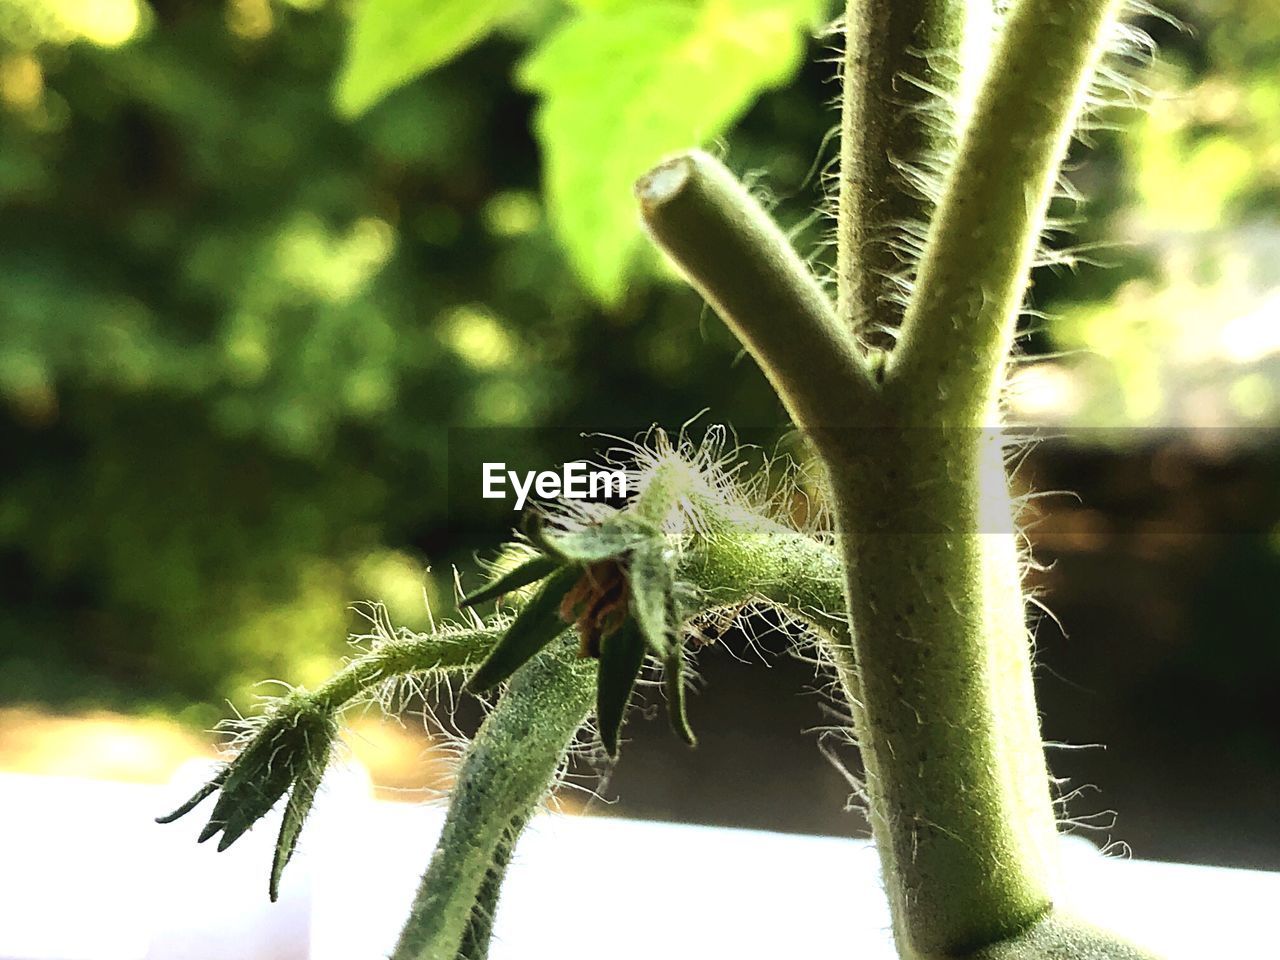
(335, 0, 515, 117)
(519, 0, 816, 303)
(0, 0, 810, 716)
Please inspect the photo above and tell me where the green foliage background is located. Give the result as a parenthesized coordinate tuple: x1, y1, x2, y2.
(0, 0, 1276, 736)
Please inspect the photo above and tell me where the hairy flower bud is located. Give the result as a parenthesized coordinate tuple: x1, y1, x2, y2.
(157, 690, 338, 899)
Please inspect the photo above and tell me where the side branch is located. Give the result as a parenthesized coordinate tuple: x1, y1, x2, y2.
(637, 151, 876, 434)
(312, 624, 501, 712)
(887, 0, 1122, 423)
(838, 0, 984, 339)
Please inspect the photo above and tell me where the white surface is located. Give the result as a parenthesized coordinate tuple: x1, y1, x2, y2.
(2, 768, 1276, 959)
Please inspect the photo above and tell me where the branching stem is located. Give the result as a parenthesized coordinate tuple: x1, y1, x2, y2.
(639, 1, 1141, 958)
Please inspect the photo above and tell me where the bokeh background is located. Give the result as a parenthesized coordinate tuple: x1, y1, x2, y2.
(1, 0, 1277, 875)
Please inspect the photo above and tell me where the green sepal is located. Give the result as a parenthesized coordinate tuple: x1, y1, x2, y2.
(459, 554, 561, 609)
(159, 694, 337, 860)
(467, 567, 580, 691)
(627, 539, 675, 656)
(519, 510, 556, 555)
(664, 643, 697, 747)
(624, 537, 693, 744)
(204, 729, 302, 850)
(541, 514, 653, 564)
(269, 760, 323, 902)
(155, 769, 227, 824)
(596, 620, 647, 759)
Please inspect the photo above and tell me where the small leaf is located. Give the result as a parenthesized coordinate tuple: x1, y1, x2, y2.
(467, 567, 580, 691)
(664, 642, 697, 747)
(202, 733, 300, 849)
(596, 620, 647, 758)
(627, 539, 675, 656)
(335, 0, 512, 118)
(460, 554, 561, 608)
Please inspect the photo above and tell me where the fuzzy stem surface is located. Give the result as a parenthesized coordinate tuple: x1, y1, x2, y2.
(391, 635, 595, 960)
(886, 0, 1122, 425)
(837, 0, 987, 340)
(312, 626, 500, 713)
(637, 1, 1128, 956)
(825, 0, 1124, 954)
(637, 150, 874, 434)
(454, 812, 528, 960)
(822, 431, 1062, 957)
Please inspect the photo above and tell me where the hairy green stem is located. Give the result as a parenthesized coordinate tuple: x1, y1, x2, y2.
(887, 0, 1122, 425)
(837, 0, 988, 339)
(455, 812, 528, 960)
(824, 434, 1062, 957)
(639, 0, 1134, 956)
(636, 151, 874, 433)
(312, 625, 501, 713)
(684, 505, 845, 622)
(392, 635, 595, 960)
(831, 2, 1123, 954)
(959, 914, 1161, 960)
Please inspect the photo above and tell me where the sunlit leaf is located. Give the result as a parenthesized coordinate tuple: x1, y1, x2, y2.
(519, 0, 818, 303)
(335, 0, 514, 117)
